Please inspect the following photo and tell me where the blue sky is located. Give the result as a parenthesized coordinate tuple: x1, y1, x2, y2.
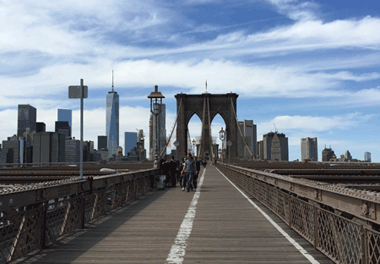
(1, 0, 380, 161)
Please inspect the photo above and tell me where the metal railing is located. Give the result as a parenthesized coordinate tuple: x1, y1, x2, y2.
(0, 168, 158, 263)
(217, 163, 380, 264)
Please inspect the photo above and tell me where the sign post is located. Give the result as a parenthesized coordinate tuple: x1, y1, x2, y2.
(227, 140, 233, 164)
(69, 79, 88, 180)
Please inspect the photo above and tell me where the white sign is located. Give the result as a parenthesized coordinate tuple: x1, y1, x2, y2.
(69, 86, 88, 98)
(227, 140, 233, 147)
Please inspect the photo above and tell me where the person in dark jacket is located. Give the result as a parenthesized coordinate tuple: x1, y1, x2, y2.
(193, 156, 201, 189)
(168, 156, 178, 187)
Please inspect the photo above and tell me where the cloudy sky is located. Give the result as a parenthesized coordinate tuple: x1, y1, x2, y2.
(1, 0, 380, 161)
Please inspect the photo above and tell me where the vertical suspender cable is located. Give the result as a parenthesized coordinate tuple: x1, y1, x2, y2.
(158, 99, 183, 159)
(230, 98, 254, 159)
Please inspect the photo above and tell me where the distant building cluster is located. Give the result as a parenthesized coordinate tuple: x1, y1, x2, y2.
(0, 81, 147, 166)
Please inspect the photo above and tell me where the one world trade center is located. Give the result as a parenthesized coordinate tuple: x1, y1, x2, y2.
(106, 72, 119, 159)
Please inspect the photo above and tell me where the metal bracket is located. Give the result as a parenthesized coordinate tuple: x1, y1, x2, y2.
(315, 189, 322, 201)
(361, 202, 376, 220)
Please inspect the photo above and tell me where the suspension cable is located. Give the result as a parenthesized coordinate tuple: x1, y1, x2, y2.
(158, 98, 183, 159)
(230, 98, 254, 159)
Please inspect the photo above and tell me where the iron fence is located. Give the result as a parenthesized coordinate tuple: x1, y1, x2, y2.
(0, 170, 156, 263)
(218, 163, 380, 264)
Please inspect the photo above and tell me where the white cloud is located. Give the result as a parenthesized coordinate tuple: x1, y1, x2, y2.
(257, 112, 374, 135)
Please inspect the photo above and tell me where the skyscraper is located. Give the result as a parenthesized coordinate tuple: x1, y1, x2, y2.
(263, 132, 288, 161)
(237, 120, 257, 159)
(57, 109, 72, 128)
(98, 135, 107, 150)
(55, 121, 71, 138)
(322, 146, 335, 161)
(301, 137, 318, 161)
(106, 73, 119, 159)
(125, 132, 137, 156)
(364, 152, 371, 162)
(18, 104, 36, 136)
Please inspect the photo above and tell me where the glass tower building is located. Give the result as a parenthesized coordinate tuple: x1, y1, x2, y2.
(18, 104, 36, 136)
(125, 132, 137, 156)
(57, 109, 72, 128)
(106, 89, 119, 159)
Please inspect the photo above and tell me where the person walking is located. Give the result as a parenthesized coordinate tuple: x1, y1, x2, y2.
(184, 153, 196, 192)
(180, 157, 186, 189)
(169, 156, 178, 187)
(193, 156, 202, 190)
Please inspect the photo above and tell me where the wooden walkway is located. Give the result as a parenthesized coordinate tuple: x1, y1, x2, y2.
(14, 165, 333, 264)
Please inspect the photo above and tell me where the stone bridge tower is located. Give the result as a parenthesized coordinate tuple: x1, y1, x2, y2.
(175, 93, 239, 160)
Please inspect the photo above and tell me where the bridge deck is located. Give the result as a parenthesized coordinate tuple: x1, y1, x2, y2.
(14, 165, 333, 264)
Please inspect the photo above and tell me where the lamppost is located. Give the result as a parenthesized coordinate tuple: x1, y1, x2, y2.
(148, 85, 165, 168)
(219, 127, 225, 163)
(192, 139, 196, 156)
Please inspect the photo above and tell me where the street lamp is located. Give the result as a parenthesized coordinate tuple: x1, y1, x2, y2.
(148, 85, 165, 168)
(219, 127, 225, 162)
(192, 139, 196, 156)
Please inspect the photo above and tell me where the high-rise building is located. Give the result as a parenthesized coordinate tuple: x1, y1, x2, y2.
(257, 140, 264, 160)
(58, 109, 72, 128)
(1, 135, 21, 164)
(237, 120, 257, 159)
(364, 152, 371, 162)
(55, 121, 71, 138)
(125, 132, 137, 156)
(322, 146, 335, 161)
(98, 135, 107, 150)
(106, 81, 119, 159)
(301, 137, 318, 161)
(18, 104, 36, 136)
(263, 132, 288, 161)
(36, 122, 46, 133)
(65, 138, 80, 163)
(151, 103, 166, 160)
(32, 132, 65, 163)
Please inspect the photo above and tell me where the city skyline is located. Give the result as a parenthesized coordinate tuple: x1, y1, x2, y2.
(0, 1, 380, 161)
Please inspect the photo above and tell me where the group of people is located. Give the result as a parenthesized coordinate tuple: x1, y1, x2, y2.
(159, 153, 207, 192)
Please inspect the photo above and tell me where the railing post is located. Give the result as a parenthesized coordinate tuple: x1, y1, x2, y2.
(41, 202, 48, 249)
(81, 195, 86, 229)
(313, 205, 318, 249)
(361, 226, 368, 264)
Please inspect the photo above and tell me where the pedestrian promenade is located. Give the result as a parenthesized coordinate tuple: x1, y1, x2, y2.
(13, 165, 333, 264)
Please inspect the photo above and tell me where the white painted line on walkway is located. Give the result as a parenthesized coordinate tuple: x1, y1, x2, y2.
(216, 167, 320, 264)
(166, 168, 206, 264)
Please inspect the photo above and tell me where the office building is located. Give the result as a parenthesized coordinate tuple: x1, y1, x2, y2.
(125, 132, 138, 156)
(65, 138, 80, 163)
(1, 135, 21, 164)
(106, 83, 119, 159)
(150, 104, 166, 160)
(257, 140, 264, 160)
(18, 104, 36, 136)
(98, 136, 107, 150)
(58, 109, 72, 128)
(301, 137, 318, 161)
(364, 152, 371, 162)
(55, 121, 71, 138)
(83, 141, 94, 161)
(36, 122, 46, 133)
(237, 120, 257, 159)
(322, 146, 335, 161)
(33, 132, 65, 163)
(263, 132, 288, 161)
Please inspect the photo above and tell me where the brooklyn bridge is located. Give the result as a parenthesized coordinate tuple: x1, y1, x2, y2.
(1, 92, 380, 264)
